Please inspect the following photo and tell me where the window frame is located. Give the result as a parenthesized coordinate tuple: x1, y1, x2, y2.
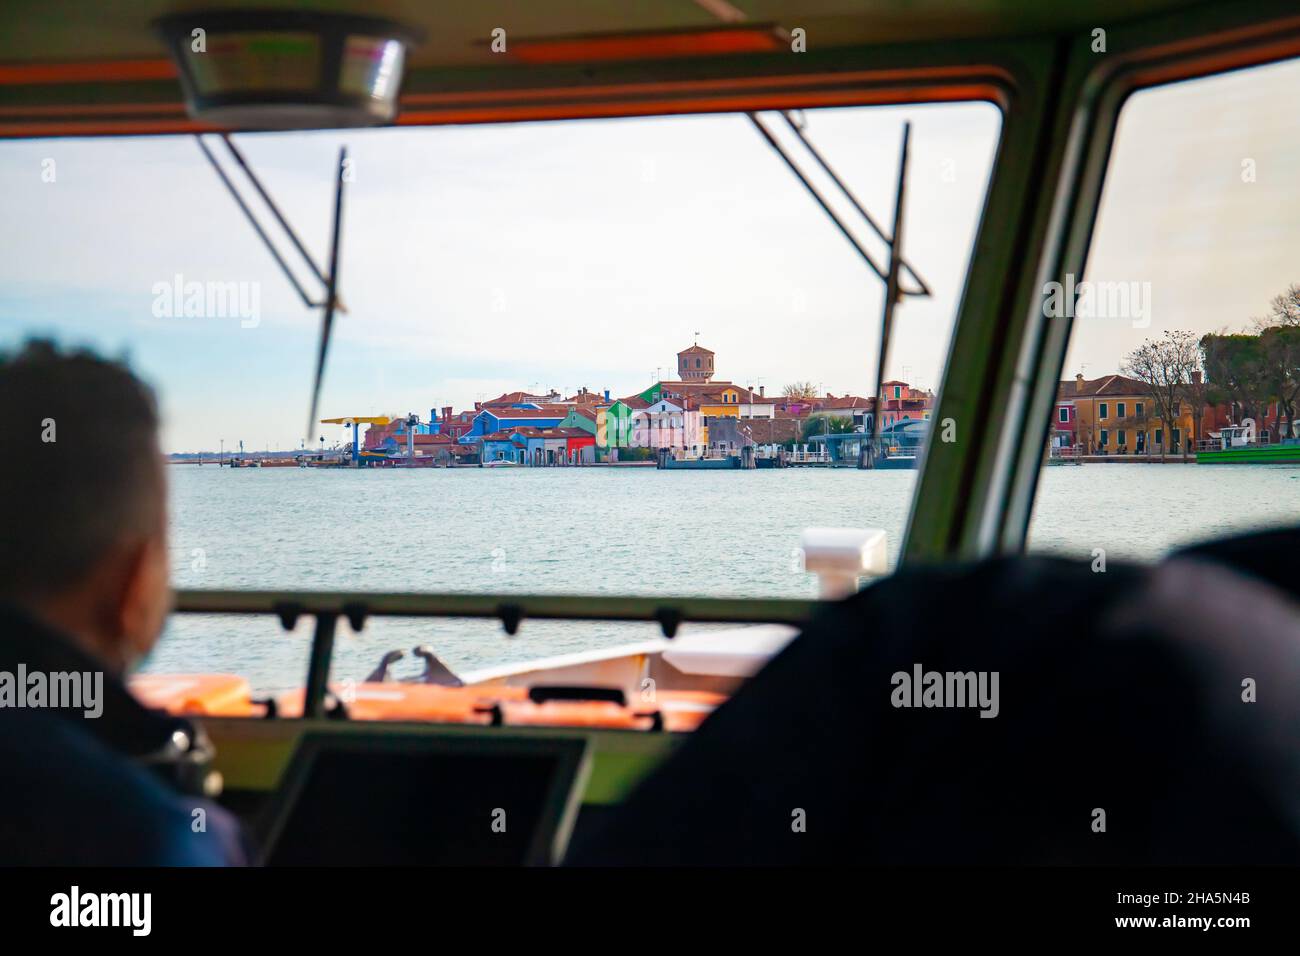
(908, 0, 1300, 562)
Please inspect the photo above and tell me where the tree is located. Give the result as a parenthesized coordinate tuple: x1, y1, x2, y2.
(1200, 332, 1269, 425)
(1252, 284, 1300, 441)
(782, 381, 820, 402)
(802, 414, 853, 441)
(1258, 324, 1300, 440)
(1121, 330, 1200, 461)
(1264, 283, 1300, 327)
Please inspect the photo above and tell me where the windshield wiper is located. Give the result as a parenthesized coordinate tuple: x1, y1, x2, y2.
(195, 134, 349, 440)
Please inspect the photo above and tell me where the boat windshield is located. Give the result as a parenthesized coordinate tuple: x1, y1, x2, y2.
(1, 101, 1002, 693)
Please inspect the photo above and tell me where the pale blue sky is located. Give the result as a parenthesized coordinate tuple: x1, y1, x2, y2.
(2, 53, 1298, 452)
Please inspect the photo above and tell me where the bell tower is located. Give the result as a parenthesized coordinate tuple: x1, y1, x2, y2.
(677, 335, 715, 382)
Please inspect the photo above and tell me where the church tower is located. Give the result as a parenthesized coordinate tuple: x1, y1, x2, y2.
(677, 339, 715, 382)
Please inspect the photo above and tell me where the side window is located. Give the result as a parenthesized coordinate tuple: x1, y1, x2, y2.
(1031, 56, 1300, 561)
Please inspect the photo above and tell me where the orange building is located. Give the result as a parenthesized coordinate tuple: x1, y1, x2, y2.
(1062, 374, 1197, 456)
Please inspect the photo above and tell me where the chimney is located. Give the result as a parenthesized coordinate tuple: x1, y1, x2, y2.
(430, 407, 438, 423)
(474, 401, 482, 412)
(443, 406, 453, 422)
(604, 389, 610, 401)
(1075, 373, 1085, 394)
(759, 385, 765, 397)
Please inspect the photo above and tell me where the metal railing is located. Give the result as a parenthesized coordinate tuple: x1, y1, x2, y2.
(172, 589, 821, 720)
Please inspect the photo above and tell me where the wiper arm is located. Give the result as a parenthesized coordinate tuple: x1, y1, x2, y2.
(778, 110, 931, 298)
(746, 111, 929, 298)
(195, 135, 319, 310)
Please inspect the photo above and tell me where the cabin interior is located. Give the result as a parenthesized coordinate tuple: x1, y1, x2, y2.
(2, 0, 1298, 866)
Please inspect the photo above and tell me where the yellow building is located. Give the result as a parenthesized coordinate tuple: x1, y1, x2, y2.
(1063, 374, 1197, 456)
(698, 386, 744, 418)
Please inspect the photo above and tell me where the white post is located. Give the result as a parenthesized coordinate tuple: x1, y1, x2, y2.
(799, 527, 889, 599)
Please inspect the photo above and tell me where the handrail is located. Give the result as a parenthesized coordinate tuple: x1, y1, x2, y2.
(172, 589, 818, 627)
(172, 589, 822, 719)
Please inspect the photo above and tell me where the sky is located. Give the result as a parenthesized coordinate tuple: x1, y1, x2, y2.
(1070, 56, 1300, 378)
(1, 54, 1297, 453)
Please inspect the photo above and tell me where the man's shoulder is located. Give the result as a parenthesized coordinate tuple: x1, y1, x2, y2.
(0, 706, 245, 865)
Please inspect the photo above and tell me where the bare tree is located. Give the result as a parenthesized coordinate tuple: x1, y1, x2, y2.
(782, 381, 820, 401)
(1265, 283, 1300, 328)
(1122, 330, 1200, 461)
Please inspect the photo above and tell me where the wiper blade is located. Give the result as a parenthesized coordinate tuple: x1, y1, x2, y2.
(865, 121, 911, 468)
(306, 146, 349, 441)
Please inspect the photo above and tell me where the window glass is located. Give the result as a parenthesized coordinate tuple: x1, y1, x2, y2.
(1031, 57, 1300, 561)
(2, 102, 1000, 690)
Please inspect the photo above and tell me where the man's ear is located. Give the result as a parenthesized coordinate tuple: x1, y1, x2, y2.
(113, 533, 172, 669)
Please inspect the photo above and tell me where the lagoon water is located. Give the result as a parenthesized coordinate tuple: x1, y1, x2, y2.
(148, 463, 1299, 692)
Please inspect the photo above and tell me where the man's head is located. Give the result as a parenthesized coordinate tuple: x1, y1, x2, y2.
(0, 340, 169, 671)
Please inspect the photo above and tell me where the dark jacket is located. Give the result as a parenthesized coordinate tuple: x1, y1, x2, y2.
(566, 528, 1300, 865)
(0, 604, 247, 865)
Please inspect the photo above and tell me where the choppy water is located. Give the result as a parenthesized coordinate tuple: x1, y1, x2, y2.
(146, 462, 1299, 693)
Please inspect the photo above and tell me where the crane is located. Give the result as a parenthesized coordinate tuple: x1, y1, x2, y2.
(320, 416, 390, 467)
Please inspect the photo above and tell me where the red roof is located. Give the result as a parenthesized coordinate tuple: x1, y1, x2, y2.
(657, 380, 771, 405)
(1058, 374, 1150, 398)
(820, 395, 875, 410)
(481, 391, 560, 407)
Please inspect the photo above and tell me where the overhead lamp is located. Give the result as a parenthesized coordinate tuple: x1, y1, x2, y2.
(154, 9, 422, 129)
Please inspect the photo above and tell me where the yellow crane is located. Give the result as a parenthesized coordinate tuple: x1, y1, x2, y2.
(320, 416, 391, 467)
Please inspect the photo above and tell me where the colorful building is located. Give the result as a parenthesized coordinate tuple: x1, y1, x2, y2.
(631, 398, 704, 451)
(463, 406, 568, 442)
(603, 396, 649, 451)
(479, 429, 528, 464)
(1062, 373, 1197, 456)
(430, 406, 475, 440)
